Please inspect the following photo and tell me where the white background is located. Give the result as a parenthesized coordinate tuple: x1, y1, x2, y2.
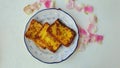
(0, 0, 120, 68)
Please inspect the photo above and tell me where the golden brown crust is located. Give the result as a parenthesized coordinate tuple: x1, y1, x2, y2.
(36, 23, 61, 53)
(34, 39, 46, 49)
(25, 19, 76, 53)
(25, 19, 43, 39)
(47, 19, 76, 47)
(25, 19, 47, 49)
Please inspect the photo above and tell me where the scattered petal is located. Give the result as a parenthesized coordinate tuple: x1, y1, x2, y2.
(44, 0, 51, 8)
(66, 0, 75, 9)
(89, 33, 96, 42)
(83, 36, 90, 45)
(79, 27, 87, 36)
(89, 33, 104, 43)
(89, 14, 98, 23)
(39, 0, 47, 3)
(75, 4, 85, 12)
(23, 2, 41, 15)
(87, 23, 97, 33)
(24, 5, 34, 15)
(95, 34, 104, 43)
(31, 2, 41, 10)
(84, 5, 94, 13)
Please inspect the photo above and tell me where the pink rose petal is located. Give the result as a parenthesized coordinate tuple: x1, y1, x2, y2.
(84, 5, 94, 13)
(87, 23, 97, 33)
(83, 36, 90, 45)
(89, 33, 96, 42)
(39, 0, 47, 3)
(31, 2, 41, 10)
(89, 33, 104, 43)
(89, 14, 98, 23)
(66, 0, 75, 9)
(95, 34, 104, 43)
(79, 27, 87, 36)
(75, 4, 84, 12)
(24, 5, 34, 15)
(44, 0, 51, 8)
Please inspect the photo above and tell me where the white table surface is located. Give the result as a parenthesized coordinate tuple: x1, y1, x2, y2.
(0, 0, 120, 68)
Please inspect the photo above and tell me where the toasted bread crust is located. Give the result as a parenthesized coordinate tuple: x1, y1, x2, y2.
(34, 39, 46, 49)
(25, 19, 47, 49)
(25, 19, 43, 39)
(48, 19, 76, 47)
(36, 23, 61, 52)
(25, 19, 76, 53)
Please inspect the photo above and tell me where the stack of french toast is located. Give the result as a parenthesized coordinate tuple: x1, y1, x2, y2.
(25, 19, 76, 53)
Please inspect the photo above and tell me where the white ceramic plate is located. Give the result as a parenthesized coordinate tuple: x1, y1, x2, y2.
(24, 8, 79, 64)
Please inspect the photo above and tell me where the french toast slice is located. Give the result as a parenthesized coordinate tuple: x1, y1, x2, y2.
(36, 23, 61, 53)
(25, 19, 43, 39)
(25, 19, 46, 49)
(48, 19, 76, 47)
